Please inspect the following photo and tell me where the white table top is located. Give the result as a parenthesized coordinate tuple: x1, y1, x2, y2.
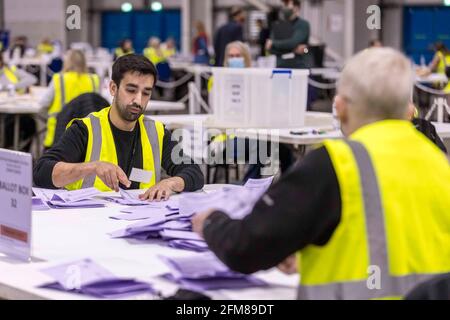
(0, 187, 298, 300)
(0, 92, 44, 114)
(235, 121, 450, 145)
(149, 112, 333, 130)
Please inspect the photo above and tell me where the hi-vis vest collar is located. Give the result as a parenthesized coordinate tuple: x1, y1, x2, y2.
(65, 107, 164, 191)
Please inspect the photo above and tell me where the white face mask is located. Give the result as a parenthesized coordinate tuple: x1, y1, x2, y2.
(227, 57, 245, 68)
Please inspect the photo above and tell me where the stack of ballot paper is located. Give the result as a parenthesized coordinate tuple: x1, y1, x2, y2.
(33, 187, 106, 209)
(39, 258, 156, 299)
(159, 252, 267, 291)
(179, 176, 274, 219)
(109, 200, 208, 252)
(108, 177, 274, 252)
(102, 188, 152, 206)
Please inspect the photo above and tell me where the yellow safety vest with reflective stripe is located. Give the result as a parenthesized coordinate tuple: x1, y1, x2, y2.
(38, 43, 54, 54)
(297, 120, 450, 300)
(44, 71, 100, 148)
(144, 47, 166, 65)
(3, 66, 25, 94)
(437, 51, 450, 93)
(162, 47, 176, 59)
(114, 48, 134, 59)
(65, 107, 165, 191)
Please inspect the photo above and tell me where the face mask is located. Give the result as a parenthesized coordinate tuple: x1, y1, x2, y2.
(228, 57, 245, 68)
(281, 8, 294, 20)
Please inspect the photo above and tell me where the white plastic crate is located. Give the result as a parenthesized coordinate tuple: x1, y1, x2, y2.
(211, 67, 309, 128)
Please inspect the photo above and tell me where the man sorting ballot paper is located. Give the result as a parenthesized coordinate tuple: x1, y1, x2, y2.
(33, 54, 204, 201)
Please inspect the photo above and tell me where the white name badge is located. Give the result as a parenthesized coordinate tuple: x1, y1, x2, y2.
(0, 149, 32, 261)
(129, 168, 153, 184)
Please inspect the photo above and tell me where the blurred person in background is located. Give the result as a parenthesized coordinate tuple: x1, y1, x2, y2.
(144, 37, 166, 66)
(0, 53, 37, 92)
(114, 39, 134, 60)
(214, 6, 245, 67)
(162, 37, 177, 59)
(267, 0, 312, 69)
(37, 38, 54, 55)
(0, 53, 38, 151)
(417, 42, 450, 93)
(192, 21, 210, 65)
(257, 19, 270, 57)
(40, 49, 100, 149)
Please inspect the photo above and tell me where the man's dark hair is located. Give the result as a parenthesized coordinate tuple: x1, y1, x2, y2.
(112, 54, 158, 87)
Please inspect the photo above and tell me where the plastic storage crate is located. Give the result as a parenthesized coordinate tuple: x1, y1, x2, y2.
(211, 67, 309, 128)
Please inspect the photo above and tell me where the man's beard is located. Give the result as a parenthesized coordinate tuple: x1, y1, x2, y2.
(116, 93, 145, 122)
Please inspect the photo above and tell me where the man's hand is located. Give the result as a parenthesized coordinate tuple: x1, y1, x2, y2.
(192, 209, 215, 238)
(295, 44, 308, 55)
(277, 255, 297, 275)
(139, 177, 185, 202)
(265, 39, 273, 51)
(94, 161, 131, 192)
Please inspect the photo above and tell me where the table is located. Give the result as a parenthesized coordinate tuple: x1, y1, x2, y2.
(0, 91, 45, 150)
(150, 112, 333, 130)
(0, 187, 298, 300)
(150, 113, 450, 146)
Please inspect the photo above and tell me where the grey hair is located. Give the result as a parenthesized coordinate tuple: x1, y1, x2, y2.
(337, 47, 413, 120)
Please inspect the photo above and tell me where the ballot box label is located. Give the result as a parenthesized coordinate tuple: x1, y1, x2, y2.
(0, 149, 32, 261)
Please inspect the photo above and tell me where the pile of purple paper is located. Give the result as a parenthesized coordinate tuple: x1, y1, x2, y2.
(39, 258, 156, 299)
(108, 202, 209, 253)
(159, 253, 267, 291)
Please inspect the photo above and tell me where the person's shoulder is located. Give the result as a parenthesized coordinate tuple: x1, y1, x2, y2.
(295, 17, 310, 27)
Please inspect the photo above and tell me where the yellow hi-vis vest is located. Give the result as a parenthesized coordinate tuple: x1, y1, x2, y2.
(44, 71, 100, 148)
(297, 120, 450, 300)
(3, 66, 25, 94)
(144, 47, 166, 65)
(38, 43, 54, 54)
(65, 107, 165, 191)
(114, 48, 134, 59)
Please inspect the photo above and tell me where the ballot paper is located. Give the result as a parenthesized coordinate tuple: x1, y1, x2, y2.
(32, 197, 50, 211)
(108, 213, 167, 238)
(168, 240, 209, 252)
(178, 176, 274, 220)
(39, 258, 155, 299)
(159, 230, 203, 241)
(159, 253, 267, 291)
(110, 207, 170, 221)
(50, 188, 101, 203)
(33, 187, 106, 208)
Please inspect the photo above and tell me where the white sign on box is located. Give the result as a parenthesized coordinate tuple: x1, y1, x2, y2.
(0, 149, 32, 261)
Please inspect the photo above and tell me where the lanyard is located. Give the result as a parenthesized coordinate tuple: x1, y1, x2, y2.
(125, 126, 139, 179)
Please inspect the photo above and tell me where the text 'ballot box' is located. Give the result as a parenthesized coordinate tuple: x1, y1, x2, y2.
(211, 68, 309, 128)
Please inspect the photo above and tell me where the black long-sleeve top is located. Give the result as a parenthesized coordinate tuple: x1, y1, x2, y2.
(33, 118, 205, 192)
(203, 146, 342, 274)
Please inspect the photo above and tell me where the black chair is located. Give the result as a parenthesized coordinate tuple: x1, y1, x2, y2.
(406, 273, 450, 300)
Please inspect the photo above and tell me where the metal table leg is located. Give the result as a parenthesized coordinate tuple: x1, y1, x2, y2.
(13, 114, 20, 150)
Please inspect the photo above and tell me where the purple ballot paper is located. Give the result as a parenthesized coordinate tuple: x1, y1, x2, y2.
(159, 230, 203, 241)
(159, 253, 267, 291)
(32, 197, 50, 211)
(168, 240, 209, 252)
(39, 258, 155, 299)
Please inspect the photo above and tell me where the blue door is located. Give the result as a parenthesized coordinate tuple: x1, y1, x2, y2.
(403, 6, 450, 64)
(101, 10, 181, 54)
